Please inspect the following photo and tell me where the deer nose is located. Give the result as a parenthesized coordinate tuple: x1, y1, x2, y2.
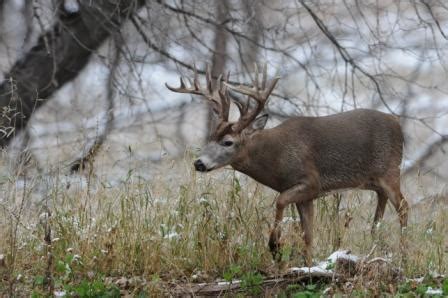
(194, 159, 207, 172)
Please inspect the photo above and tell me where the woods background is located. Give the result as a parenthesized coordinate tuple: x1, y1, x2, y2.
(1, 0, 447, 203)
(1, 0, 448, 296)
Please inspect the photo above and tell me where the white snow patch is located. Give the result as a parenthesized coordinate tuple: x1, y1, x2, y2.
(217, 280, 241, 286)
(288, 250, 358, 275)
(163, 232, 179, 240)
(288, 266, 330, 274)
(425, 287, 443, 295)
(54, 290, 67, 297)
(282, 216, 300, 224)
(199, 196, 209, 204)
(327, 250, 359, 264)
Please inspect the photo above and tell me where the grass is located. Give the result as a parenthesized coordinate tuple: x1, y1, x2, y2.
(0, 154, 447, 296)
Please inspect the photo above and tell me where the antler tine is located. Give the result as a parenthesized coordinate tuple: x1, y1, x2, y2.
(165, 64, 205, 95)
(166, 63, 214, 98)
(165, 76, 202, 95)
(224, 82, 255, 99)
(264, 76, 280, 99)
(235, 97, 248, 117)
(225, 72, 279, 103)
(224, 71, 231, 108)
(216, 73, 231, 121)
(223, 64, 280, 132)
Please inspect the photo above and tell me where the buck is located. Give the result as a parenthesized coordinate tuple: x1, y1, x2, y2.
(166, 65, 409, 265)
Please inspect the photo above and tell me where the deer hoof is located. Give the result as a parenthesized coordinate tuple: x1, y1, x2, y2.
(268, 238, 282, 262)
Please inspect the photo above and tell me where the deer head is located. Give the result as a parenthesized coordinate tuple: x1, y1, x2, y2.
(166, 64, 279, 172)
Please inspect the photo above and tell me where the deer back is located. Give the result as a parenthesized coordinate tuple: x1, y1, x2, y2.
(231, 109, 403, 193)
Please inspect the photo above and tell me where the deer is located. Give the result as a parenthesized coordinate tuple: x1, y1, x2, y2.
(166, 64, 409, 265)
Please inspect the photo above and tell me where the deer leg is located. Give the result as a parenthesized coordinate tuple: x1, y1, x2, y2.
(268, 181, 317, 261)
(389, 190, 409, 233)
(296, 201, 314, 266)
(379, 177, 409, 262)
(379, 178, 409, 231)
(269, 192, 295, 260)
(371, 188, 388, 234)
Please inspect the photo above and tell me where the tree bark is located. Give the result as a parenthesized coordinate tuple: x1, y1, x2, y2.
(0, 0, 144, 148)
(207, 0, 229, 138)
(211, 0, 229, 79)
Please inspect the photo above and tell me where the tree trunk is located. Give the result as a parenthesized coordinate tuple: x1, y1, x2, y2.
(0, 0, 144, 147)
(241, 0, 262, 69)
(211, 0, 229, 79)
(207, 0, 229, 138)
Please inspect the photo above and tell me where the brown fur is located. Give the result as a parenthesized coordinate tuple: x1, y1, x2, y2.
(230, 109, 409, 265)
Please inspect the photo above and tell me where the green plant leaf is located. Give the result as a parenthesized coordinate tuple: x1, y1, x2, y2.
(33, 275, 45, 286)
(442, 278, 448, 294)
(306, 284, 317, 291)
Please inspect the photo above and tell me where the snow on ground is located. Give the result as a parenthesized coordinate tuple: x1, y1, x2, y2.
(288, 250, 359, 275)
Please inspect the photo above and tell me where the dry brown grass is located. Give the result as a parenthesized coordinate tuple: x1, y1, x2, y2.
(0, 155, 447, 296)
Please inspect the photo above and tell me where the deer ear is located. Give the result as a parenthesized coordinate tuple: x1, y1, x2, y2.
(252, 114, 269, 130)
(243, 114, 268, 135)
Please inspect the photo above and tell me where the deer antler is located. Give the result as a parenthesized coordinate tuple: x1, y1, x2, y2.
(166, 63, 280, 138)
(165, 64, 230, 122)
(225, 64, 280, 132)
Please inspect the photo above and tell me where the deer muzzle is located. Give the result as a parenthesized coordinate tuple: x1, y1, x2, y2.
(194, 159, 207, 172)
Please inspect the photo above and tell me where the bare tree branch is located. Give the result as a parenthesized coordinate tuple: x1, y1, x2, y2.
(421, 0, 448, 40)
(299, 0, 395, 114)
(403, 135, 448, 176)
(155, 0, 320, 90)
(131, 15, 297, 106)
(0, 0, 144, 147)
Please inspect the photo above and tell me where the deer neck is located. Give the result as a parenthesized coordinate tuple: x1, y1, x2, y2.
(230, 131, 281, 190)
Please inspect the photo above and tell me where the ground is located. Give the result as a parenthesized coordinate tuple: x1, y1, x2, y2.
(0, 157, 447, 296)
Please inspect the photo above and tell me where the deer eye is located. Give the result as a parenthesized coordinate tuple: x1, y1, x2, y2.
(222, 140, 234, 147)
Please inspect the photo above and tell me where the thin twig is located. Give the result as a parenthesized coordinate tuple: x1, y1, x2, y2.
(298, 0, 395, 114)
(131, 15, 299, 105)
